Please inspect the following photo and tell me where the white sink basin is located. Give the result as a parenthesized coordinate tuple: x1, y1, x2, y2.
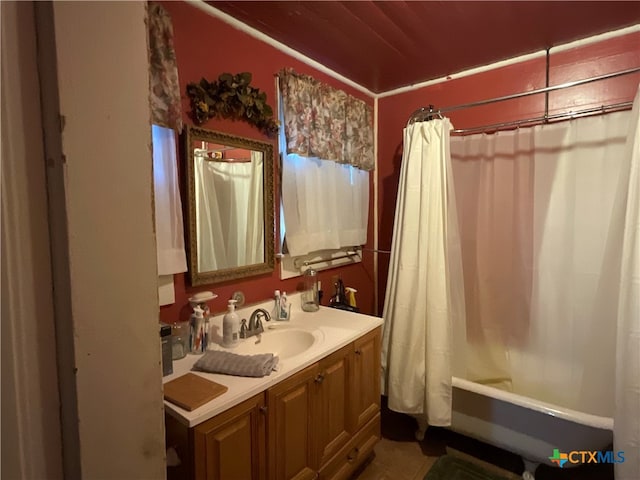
(232, 326, 322, 359)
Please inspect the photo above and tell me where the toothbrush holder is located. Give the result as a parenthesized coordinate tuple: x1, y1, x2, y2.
(276, 304, 291, 321)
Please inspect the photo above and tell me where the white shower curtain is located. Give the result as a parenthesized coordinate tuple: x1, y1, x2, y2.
(384, 95, 638, 468)
(450, 128, 536, 389)
(195, 154, 225, 271)
(614, 84, 640, 480)
(524, 112, 629, 414)
(195, 153, 264, 271)
(381, 119, 467, 426)
(450, 111, 631, 416)
(244, 151, 265, 263)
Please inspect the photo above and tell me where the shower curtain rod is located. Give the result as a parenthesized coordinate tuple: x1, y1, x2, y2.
(407, 66, 640, 126)
(451, 100, 633, 135)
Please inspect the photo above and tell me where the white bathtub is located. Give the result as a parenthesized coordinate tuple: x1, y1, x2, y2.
(447, 376, 613, 477)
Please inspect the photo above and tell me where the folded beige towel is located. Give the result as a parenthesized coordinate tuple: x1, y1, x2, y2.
(193, 350, 279, 378)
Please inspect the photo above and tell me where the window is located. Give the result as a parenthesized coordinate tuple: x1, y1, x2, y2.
(277, 69, 373, 270)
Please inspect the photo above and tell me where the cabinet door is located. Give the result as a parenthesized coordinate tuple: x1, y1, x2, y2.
(267, 363, 318, 480)
(193, 394, 266, 480)
(349, 328, 381, 433)
(313, 345, 351, 468)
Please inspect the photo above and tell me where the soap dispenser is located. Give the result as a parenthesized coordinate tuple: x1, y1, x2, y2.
(222, 299, 240, 347)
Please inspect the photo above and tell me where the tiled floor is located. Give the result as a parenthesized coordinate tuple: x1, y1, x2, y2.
(351, 402, 442, 480)
(352, 398, 614, 480)
(352, 436, 437, 480)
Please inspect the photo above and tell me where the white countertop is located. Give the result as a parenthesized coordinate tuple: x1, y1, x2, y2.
(163, 294, 383, 427)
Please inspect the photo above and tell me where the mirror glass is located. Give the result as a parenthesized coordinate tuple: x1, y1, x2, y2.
(185, 126, 274, 285)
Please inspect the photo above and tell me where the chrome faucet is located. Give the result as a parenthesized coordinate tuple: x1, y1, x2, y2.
(249, 308, 271, 330)
(240, 308, 271, 339)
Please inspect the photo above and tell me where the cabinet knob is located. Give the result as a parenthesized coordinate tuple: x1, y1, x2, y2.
(355, 349, 362, 355)
(314, 373, 325, 384)
(347, 447, 360, 462)
(259, 406, 268, 414)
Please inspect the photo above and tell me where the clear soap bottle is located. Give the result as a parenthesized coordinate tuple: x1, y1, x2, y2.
(302, 267, 319, 312)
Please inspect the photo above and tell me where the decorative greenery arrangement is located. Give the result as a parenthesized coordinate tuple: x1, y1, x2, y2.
(186, 72, 279, 137)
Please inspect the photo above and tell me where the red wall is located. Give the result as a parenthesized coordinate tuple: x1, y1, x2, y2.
(376, 32, 640, 313)
(158, 3, 639, 322)
(159, 2, 376, 323)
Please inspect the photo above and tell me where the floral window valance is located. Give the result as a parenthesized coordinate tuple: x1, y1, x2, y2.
(278, 69, 374, 171)
(148, 3, 183, 133)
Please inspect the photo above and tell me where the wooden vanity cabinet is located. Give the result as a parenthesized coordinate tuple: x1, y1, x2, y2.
(267, 329, 382, 480)
(318, 413, 380, 480)
(348, 328, 381, 433)
(192, 392, 267, 480)
(266, 362, 318, 480)
(165, 327, 381, 480)
(312, 344, 352, 469)
(315, 328, 382, 480)
(266, 344, 351, 480)
(165, 393, 266, 480)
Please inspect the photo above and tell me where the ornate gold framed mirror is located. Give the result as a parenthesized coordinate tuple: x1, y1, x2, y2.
(185, 126, 274, 285)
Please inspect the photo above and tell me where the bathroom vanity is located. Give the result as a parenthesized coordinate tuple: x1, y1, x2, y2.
(164, 300, 382, 480)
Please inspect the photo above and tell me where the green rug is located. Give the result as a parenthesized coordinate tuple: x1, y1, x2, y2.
(425, 455, 512, 480)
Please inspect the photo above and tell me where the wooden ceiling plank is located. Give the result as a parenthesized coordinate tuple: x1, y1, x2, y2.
(206, 0, 640, 93)
(338, 1, 425, 61)
(283, 2, 399, 87)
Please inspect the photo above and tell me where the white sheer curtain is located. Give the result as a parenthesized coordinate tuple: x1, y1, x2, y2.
(281, 153, 369, 256)
(381, 119, 467, 426)
(195, 153, 264, 271)
(449, 111, 631, 418)
(614, 85, 640, 480)
(152, 125, 187, 305)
